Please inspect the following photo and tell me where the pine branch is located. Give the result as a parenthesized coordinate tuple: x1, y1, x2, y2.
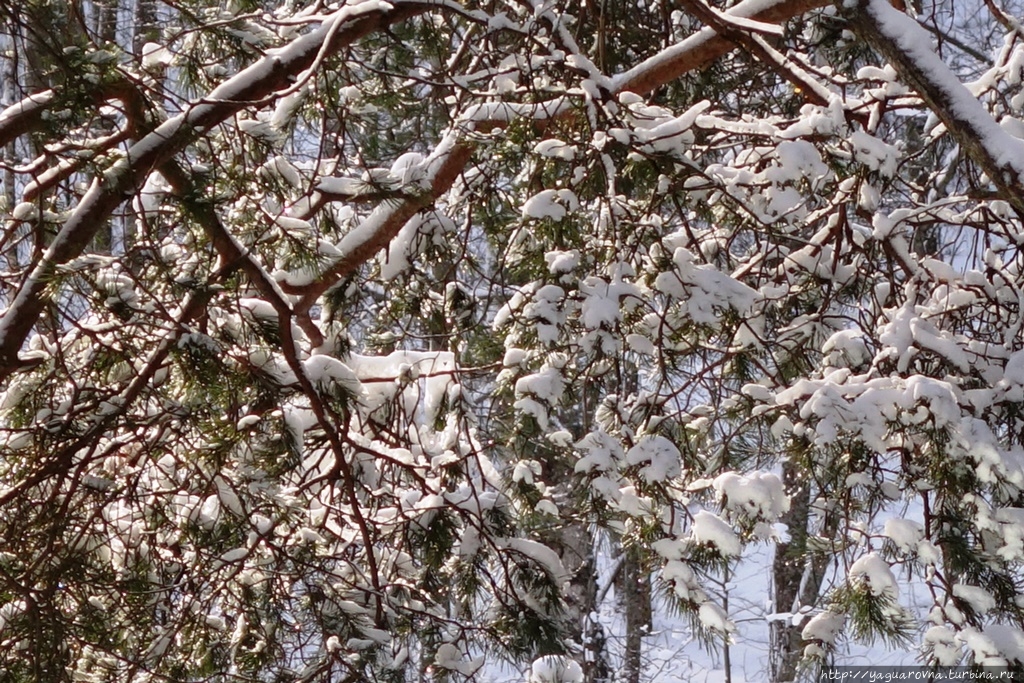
(280, 0, 831, 311)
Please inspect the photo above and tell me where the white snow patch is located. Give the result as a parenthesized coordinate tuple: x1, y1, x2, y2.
(882, 518, 924, 554)
(713, 471, 789, 521)
(847, 552, 897, 598)
(690, 510, 741, 557)
(801, 611, 845, 645)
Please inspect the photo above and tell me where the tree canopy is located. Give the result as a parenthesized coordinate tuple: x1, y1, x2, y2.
(2, 0, 1024, 681)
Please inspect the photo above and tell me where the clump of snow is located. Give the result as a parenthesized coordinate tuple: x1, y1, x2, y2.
(614, 485, 655, 518)
(632, 99, 710, 156)
(514, 359, 566, 430)
(303, 355, 363, 397)
(528, 655, 583, 683)
(380, 212, 455, 280)
(544, 249, 580, 275)
(952, 584, 996, 615)
(390, 152, 426, 187)
(653, 246, 758, 326)
(922, 625, 961, 666)
(848, 130, 898, 177)
(1004, 349, 1024, 385)
(713, 471, 790, 521)
(495, 283, 566, 345)
(918, 539, 941, 565)
(133, 172, 171, 217)
(768, 139, 829, 184)
(698, 601, 735, 635)
(959, 624, 1024, 665)
(822, 329, 871, 369)
(882, 518, 924, 554)
(141, 42, 173, 70)
(343, 350, 458, 439)
(574, 429, 623, 473)
(501, 538, 570, 585)
(512, 459, 542, 485)
(661, 559, 707, 603)
(651, 537, 687, 561)
(626, 333, 655, 356)
(847, 552, 898, 598)
(625, 435, 681, 483)
(801, 610, 845, 645)
(580, 275, 641, 331)
(533, 139, 577, 160)
(522, 189, 579, 220)
(493, 283, 535, 330)
(994, 507, 1024, 560)
(502, 348, 528, 368)
(690, 510, 741, 557)
(515, 364, 565, 405)
(434, 643, 484, 676)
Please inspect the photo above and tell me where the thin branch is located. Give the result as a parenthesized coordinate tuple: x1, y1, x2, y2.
(916, 17, 991, 65)
(0, 273, 234, 508)
(159, 159, 325, 348)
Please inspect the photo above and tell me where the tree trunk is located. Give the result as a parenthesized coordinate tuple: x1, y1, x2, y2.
(770, 459, 831, 683)
(619, 544, 651, 683)
(1, 29, 20, 280)
(132, 0, 160, 56)
(93, 0, 120, 254)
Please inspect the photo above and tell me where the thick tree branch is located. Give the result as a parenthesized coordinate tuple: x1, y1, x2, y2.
(0, 90, 54, 149)
(289, 137, 475, 312)
(23, 128, 132, 203)
(613, 0, 831, 95)
(0, 3, 430, 378)
(841, 0, 1024, 217)
(679, 0, 832, 107)
(281, 0, 829, 308)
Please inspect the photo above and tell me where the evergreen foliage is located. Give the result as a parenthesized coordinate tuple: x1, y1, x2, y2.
(0, 0, 1023, 681)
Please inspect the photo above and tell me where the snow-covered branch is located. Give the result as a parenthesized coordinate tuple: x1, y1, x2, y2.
(277, 0, 831, 308)
(678, 0, 836, 109)
(842, 0, 1024, 215)
(613, 0, 831, 94)
(0, 2, 432, 377)
(0, 90, 54, 148)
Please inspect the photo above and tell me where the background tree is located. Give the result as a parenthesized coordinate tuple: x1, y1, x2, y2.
(2, 1, 1024, 682)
